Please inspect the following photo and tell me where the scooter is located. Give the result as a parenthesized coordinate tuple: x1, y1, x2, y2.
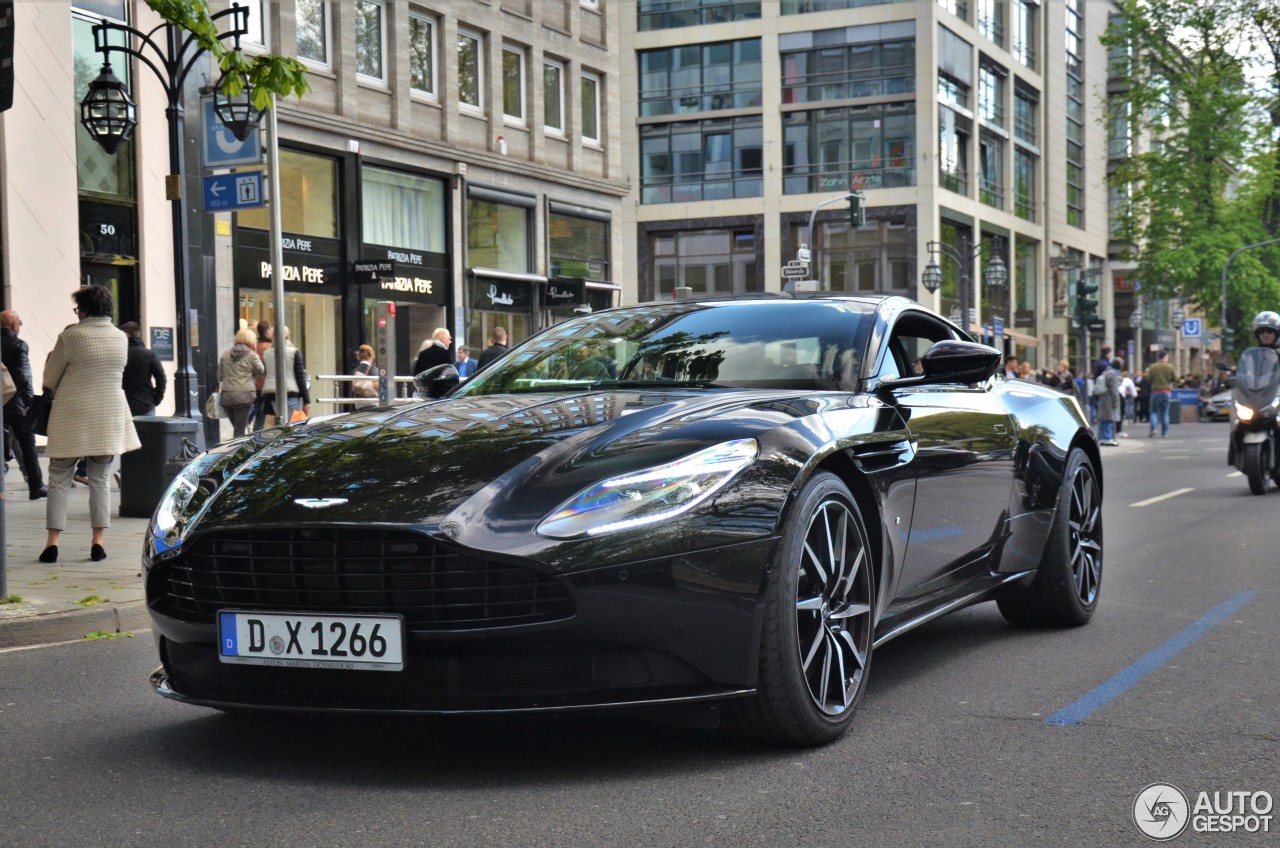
(1228, 346, 1280, 495)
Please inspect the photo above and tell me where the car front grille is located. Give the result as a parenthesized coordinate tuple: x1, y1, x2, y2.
(155, 527, 574, 630)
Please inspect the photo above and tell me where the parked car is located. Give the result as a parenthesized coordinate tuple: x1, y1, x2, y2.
(143, 294, 1103, 746)
(1202, 387, 1233, 421)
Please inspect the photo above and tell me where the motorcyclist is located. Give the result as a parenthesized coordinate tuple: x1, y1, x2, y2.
(1253, 311, 1280, 349)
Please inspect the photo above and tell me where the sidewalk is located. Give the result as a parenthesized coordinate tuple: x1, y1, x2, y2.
(0, 458, 151, 649)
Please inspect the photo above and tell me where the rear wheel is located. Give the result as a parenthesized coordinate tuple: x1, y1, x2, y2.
(998, 449, 1101, 627)
(725, 473, 874, 746)
(1244, 443, 1268, 495)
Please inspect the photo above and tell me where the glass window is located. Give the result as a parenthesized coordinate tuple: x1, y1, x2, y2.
(938, 73, 969, 110)
(544, 60, 564, 133)
(1012, 1, 1035, 69)
(355, 0, 385, 81)
(979, 130, 1004, 209)
(639, 39, 763, 117)
(468, 199, 529, 272)
(938, 106, 969, 195)
(641, 117, 764, 203)
(239, 0, 266, 46)
(237, 150, 338, 238)
(1014, 148, 1035, 221)
(1014, 88, 1037, 145)
(503, 46, 525, 122)
(581, 73, 601, 143)
(791, 218, 910, 295)
(649, 229, 758, 296)
(978, 62, 1005, 127)
(296, 0, 328, 65)
(781, 103, 917, 194)
(549, 213, 610, 280)
(780, 34, 915, 105)
(1014, 238, 1037, 332)
(638, 0, 762, 31)
(977, 0, 1004, 47)
(938, 0, 968, 21)
(74, 14, 134, 197)
(459, 30, 483, 110)
(361, 166, 446, 253)
(409, 13, 436, 96)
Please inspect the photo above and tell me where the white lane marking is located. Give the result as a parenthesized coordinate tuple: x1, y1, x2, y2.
(1227, 471, 1243, 478)
(1130, 488, 1194, 507)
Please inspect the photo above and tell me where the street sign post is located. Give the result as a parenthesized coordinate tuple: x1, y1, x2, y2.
(781, 260, 810, 279)
(202, 172, 266, 212)
(993, 316, 1004, 340)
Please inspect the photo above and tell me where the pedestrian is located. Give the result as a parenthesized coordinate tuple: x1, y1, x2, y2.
(119, 321, 166, 416)
(456, 344, 477, 378)
(250, 319, 273, 431)
(0, 309, 46, 499)
(1089, 345, 1112, 424)
(1134, 368, 1150, 423)
(1146, 349, 1178, 438)
(477, 325, 509, 371)
(413, 327, 452, 375)
(260, 325, 311, 424)
(1096, 358, 1123, 446)
(1003, 355, 1020, 380)
(39, 285, 141, 563)
(216, 327, 265, 438)
(1119, 367, 1136, 432)
(350, 344, 378, 404)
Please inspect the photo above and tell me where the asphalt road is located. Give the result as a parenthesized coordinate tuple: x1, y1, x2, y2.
(1, 425, 1276, 848)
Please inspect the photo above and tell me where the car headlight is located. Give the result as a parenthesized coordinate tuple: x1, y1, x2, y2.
(149, 461, 206, 555)
(537, 438, 759, 539)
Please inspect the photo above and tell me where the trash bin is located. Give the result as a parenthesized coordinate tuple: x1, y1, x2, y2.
(119, 417, 199, 518)
(1168, 399, 1181, 425)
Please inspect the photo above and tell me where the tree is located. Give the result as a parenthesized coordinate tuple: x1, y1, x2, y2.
(1105, 0, 1280, 339)
(147, 0, 309, 109)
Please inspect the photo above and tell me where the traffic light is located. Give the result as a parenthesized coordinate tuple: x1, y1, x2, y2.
(1223, 327, 1235, 350)
(849, 192, 864, 227)
(1075, 275, 1099, 327)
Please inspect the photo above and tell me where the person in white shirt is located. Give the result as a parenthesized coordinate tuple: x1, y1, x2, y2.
(1119, 369, 1137, 433)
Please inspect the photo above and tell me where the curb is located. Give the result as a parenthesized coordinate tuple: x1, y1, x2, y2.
(0, 601, 150, 650)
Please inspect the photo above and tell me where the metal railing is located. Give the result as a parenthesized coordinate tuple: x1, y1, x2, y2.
(313, 374, 421, 408)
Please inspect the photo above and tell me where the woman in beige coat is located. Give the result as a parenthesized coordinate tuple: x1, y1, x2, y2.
(40, 286, 141, 563)
(216, 327, 264, 438)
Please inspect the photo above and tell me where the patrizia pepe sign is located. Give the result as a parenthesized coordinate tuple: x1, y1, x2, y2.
(233, 230, 341, 293)
(354, 247, 448, 305)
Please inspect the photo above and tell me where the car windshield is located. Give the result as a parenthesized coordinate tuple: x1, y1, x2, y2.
(1236, 346, 1280, 393)
(456, 300, 876, 396)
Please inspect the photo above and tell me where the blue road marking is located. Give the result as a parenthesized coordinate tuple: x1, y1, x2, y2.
(1045, 591, 1256, 726)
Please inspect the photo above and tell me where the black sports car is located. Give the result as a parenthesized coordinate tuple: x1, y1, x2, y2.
(144, 294, 1103, 745)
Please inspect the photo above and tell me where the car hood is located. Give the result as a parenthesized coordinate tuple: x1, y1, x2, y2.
(193, 389, 832, 534)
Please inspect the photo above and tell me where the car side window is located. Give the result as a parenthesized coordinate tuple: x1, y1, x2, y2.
(886, 313, 956, 379)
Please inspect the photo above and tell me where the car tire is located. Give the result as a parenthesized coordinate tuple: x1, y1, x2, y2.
(1244, 442, 1268, 495)
(725, 472, 875, 746)
(997, 449, 1101, 628)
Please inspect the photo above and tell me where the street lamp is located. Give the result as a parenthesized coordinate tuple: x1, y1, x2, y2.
(922, 236, 1006, 337)
(78, 4, 259, 426)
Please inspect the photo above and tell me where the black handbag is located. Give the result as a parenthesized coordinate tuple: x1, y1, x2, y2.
(24, 392, 52, 437)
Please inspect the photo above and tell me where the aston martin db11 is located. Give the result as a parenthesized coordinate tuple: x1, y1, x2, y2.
(145, 294, 1103, 745)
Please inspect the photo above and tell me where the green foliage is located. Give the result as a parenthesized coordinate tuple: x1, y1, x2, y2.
(145, 0, 309, 108)
(84, 630, 134, 641)
(75, 595, 106, 607)
(1, 594, 23, 605)
(1105, 0, 1280, 332)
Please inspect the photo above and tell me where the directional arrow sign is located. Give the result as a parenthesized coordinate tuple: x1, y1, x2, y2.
(202, 172, 266, 212)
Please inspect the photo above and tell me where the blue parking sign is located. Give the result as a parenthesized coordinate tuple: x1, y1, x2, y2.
(1182, 318, 1202, 338)
(201, 97, 262, 168)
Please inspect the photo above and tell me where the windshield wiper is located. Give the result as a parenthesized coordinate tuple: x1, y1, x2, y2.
(589, 379, 729, 390)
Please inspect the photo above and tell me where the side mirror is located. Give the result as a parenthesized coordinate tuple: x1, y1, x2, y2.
(877, 340, 1001, 391)
(1215, 360, 1231, 372)
(415, 364, 460, 399)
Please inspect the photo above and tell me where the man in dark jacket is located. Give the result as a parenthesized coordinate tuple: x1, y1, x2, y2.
(477, 325, 509, 371)
(120, 321, 167, 416)
(0, 309, 46, 498)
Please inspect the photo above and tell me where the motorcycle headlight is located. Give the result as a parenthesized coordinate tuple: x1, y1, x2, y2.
(537, 438, 759, 539)
(1236, 402, 1255, 422)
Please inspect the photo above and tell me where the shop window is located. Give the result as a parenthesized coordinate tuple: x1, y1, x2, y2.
(549, 212, 609, 280)
(649, 228, 757, 297)
(468, 199, 530, 272)
(237, 149, 338, 238)
(362, 166, 446, 253)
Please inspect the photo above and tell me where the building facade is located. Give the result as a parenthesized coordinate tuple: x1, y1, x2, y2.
(619, 0, 1117, 373)
(0, 0, 625, 434)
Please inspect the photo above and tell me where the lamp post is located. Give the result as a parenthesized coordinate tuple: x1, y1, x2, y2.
(78, 4, 262, 426)
(921, 236, 1007, 339)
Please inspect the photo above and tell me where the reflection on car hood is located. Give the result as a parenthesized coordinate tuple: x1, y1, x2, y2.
(196, 389, 828, 531)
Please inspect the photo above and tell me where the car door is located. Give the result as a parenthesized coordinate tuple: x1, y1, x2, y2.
(876, 312, 1018, 607)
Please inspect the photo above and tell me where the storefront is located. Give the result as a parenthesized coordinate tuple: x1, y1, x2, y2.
(467, 269, 542, 355)
(232, 228, 344, 413)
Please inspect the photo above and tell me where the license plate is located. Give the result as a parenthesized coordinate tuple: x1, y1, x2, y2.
(218, 611, 404, 671)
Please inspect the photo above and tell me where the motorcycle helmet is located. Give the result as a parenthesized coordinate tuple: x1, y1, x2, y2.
(1252, 310, 1280, 341)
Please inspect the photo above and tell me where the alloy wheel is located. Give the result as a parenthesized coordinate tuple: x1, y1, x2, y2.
(795, 498, 873, 716)
(1067, 464, 1102, 606)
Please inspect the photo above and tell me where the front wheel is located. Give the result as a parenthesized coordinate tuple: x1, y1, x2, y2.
(725, 473, 875, 746)
(998, 449, 1101, 627)
(1244, 442, 1268, 495)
